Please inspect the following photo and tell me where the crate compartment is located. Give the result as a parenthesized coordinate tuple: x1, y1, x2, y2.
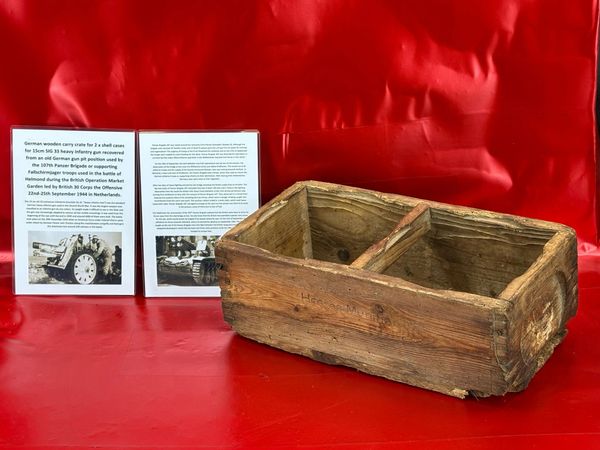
(375, 208, 557, 298)
(235, 185, 413, 265)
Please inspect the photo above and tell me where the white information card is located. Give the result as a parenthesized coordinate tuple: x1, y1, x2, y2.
(11, 127, 136, 295)
(139, 131, 260, 297)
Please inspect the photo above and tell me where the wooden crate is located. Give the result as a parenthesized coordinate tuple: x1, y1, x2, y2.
(215, 181, 578, 398)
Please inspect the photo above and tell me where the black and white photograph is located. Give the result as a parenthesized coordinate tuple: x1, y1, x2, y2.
(156, 235, 220, 287)
(28, 231, 122, 285)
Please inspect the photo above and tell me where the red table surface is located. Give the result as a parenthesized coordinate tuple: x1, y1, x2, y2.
(0, 254, 599, 449)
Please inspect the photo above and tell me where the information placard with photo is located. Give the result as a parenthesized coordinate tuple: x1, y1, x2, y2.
(139, 131, 260, 297)
(11, 127, 136, 295)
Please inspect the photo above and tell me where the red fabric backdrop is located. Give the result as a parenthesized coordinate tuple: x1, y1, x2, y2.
(1, 3, 600, 448)
(1, 0, 598, 248)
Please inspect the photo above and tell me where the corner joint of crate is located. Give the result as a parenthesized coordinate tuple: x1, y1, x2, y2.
(491, 310, 511, 379)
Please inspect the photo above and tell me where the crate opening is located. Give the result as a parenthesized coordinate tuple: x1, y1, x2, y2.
(382, 209, 556, 297)
(234, 184, 557, 298)
(236, 186, 413, 264)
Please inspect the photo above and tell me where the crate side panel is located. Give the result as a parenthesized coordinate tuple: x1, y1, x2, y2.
(237, 189, 309, 259)
(502, 231, 578, 391)
(225, 302, 494, 398)
(219, 243, 509, 396)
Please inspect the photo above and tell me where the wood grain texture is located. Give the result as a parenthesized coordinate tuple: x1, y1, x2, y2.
(351, 203, 431, 273)
(236, 186, 308, 259)
(216, 181, 578, 398)
(218, 241, 508, 398)
(305, 184, 411, 265)
(498, 230, 578, 392)
(297, 187, 313, 259)
(384, 208, 555, 298)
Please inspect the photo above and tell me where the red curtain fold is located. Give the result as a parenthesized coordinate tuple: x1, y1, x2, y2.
(0, 0, 597, 249)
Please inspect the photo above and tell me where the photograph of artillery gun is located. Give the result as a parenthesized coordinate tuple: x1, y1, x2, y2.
(31, 233, 122, 285)
(155, 235, 219, 286)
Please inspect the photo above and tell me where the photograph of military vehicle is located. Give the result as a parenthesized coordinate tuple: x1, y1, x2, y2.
(29, 232, 122, 285)
(156, 235, 219, 286)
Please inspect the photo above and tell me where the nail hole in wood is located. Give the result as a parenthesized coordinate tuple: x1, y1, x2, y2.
(337, 248, 350, 262)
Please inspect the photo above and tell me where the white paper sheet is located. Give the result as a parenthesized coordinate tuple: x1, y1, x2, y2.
(138, 131, 259, 297)
(11, 127, 136, 295)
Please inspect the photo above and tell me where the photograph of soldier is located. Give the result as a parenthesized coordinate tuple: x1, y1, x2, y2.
(28, 231, 122, 285)
(155, 235, 220, 287)
(91, 235, 113, 277)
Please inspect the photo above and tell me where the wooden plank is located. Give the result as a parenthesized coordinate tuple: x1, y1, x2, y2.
(297, 187, 313, 259)
(351, 203, 431, 273)
(224, 301, 476, 398)
(218, 240, 509, 397)
(305, 180, 567, 235)
(222, 181, 305, 241)
(236, 187, 310, 259)
(498, 230, 578, 391)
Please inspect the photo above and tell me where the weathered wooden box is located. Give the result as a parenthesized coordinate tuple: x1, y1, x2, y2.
(216, 181, 578, 398)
